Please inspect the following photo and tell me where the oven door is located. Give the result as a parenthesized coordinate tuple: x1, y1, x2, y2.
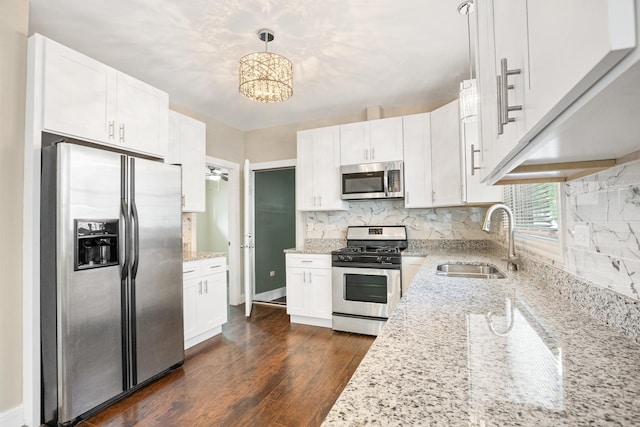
(332, 266, 401, 318)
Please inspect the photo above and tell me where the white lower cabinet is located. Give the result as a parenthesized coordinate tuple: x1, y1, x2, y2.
(401, 256, 426, 296)
(182, 257, 227, 349)
(285, 254, 332, 328)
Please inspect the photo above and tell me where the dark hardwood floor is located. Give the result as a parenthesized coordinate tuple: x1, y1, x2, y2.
(79, 304, 374, 427)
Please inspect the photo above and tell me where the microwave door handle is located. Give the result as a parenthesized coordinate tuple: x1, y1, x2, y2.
(383, 169, 389, 197)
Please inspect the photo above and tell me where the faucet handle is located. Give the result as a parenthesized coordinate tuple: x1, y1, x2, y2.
(501, 256, 520, 271)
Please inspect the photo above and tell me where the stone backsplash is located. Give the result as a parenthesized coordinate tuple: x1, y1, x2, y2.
(304, 200, 489, 240)
(564, 159, 640, 301)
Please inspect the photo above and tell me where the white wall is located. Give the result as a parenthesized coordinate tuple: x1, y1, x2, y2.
(0, 0, 28, 420)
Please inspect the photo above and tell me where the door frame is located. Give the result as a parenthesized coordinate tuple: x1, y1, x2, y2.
(244, 159, 299, 305)
(205, 156, 242, 306)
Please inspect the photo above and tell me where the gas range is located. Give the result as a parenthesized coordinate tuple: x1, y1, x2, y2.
(331, 225, 407, 336)
(331, 226, 407, 269)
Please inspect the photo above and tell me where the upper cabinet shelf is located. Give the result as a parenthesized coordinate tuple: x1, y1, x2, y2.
(474, 0, 638, 184)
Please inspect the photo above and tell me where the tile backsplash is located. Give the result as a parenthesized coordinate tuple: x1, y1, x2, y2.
(565, 159, 640, 301)
(182, 213, 195, 253)
(304, 200, 489, 240)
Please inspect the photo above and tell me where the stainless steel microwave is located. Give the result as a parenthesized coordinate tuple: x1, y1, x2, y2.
(340, 161, 404, 200)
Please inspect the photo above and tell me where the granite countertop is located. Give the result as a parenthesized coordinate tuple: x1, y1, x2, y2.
(324, 250, 640, 426)
(182, 251, 227, 262)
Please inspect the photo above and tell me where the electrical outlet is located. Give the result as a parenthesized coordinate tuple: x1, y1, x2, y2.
(270, 271, 276, 277)
(572, 224, 590, 248)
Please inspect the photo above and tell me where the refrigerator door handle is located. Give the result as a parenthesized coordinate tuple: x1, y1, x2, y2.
(131, 199, 140, 279)
(120, 199, 129, 280)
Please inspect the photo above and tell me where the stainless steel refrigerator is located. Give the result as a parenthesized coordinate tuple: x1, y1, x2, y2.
(40, 141, 184, 426)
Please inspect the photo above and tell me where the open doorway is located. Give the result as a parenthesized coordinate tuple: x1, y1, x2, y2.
(252, 167, 296, 306)
(198, 157, 242, 306)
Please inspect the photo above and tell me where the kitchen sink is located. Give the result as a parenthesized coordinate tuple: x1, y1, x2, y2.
(435, 263, 506, 279)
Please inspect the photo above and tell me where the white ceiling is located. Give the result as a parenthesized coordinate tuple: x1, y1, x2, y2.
(28, 0, 471, 131)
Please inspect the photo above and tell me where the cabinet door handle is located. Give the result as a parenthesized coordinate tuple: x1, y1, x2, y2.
(183, 269, 196, 274)
(371, 147, 375, 160)
(364, 148, 369, 161)
(496, 75, 504, 135)
(500, 58, 522, 126)
(301, 260, 313, 263)
(209, 265, 221, 269)
(108, 121, 115, 139)
(119, 124, 125, 142)
(318, 195, 322, 207)
(198, 280, 202, 295)
(181, 195, 185, 208)
(470, 144, 481, 176)
(204, 279, 208, 293)
(406, 191, 410, 205)
(309, 272, 312, 284)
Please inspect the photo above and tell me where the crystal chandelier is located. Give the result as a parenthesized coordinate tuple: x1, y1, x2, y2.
(458, 1, 478, 123)
(239, 29, 293, 103)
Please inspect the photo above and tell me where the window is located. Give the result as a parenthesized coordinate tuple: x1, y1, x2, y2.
(502, 182, 562, 264)
(503, 183, 559, 238)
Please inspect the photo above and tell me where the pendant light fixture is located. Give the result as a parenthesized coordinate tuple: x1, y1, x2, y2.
(239, 29, 293, 103)
(458, 1, 478, 123)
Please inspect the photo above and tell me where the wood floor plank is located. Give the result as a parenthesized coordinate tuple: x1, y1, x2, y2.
(82, 304, 374, 427)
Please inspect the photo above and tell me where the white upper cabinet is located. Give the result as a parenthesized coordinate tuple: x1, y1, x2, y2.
(297, 126, 348, 211)
(168, 110, 206, 212)
(40, 35, 168, 158)
(460, 119, 503, 204)
(475, 0, 529, 179)
(42, 38, 116, 144)
(431, 100, 463, 207)
(525, 0, 636, 139)
(402, 113, 433, 208)
(115, 73, 169, 157)
(474, 0, 637, 183)
(340, 117, 403, 165)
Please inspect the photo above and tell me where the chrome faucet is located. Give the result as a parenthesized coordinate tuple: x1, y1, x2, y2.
(482, 203, 519, 271)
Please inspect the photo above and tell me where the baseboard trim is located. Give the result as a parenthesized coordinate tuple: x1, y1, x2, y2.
(0, 404, 24, 427)
(254, 286, 285, 302)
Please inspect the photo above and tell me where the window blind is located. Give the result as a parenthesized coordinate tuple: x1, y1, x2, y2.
(503, 183, 558, 237)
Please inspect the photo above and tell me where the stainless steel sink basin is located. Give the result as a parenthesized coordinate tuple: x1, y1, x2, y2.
(436, 263, 506, 279)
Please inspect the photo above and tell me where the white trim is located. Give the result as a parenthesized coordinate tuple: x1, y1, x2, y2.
(514, 233, 563, 266)
(250, 158, 296, 171)
(184, 325, 222, 350)
(205, 156, 242, 306)
(255, 287, 286, 302)
(23, 34, 43, 427)
(254, 286, 286, 302)
(0, 404, 23, 427)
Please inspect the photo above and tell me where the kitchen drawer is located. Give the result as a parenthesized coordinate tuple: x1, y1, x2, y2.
(182, 261, 200, 281)
(201, 257, 226, 274)
(286, 254, 331, 269)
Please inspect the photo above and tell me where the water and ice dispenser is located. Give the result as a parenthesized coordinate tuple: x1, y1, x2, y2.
(75, 219, 119, 270)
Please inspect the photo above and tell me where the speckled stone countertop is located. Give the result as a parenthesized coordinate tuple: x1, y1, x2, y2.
(323, 250, 640, 426)
(283, 239, 345, 255)
(182, 251, 227, 262)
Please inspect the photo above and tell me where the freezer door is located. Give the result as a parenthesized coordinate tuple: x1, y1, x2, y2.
(130, 157, 184, 385)
(55, 143, 125, 422)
